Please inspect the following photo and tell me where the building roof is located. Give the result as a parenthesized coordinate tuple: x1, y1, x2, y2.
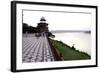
(40, 17, 46, 21)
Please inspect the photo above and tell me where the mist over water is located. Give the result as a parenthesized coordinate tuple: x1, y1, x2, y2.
(52, 32, 91, 55)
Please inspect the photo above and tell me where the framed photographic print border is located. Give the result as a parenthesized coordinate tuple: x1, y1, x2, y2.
(11, 1, 98, 72)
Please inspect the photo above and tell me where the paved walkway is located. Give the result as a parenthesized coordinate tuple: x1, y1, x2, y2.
(22, 34, 55, 63)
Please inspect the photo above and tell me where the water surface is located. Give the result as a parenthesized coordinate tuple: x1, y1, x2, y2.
(52, 32, 91, 55)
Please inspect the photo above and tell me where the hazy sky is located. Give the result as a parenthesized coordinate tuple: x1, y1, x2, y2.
(23, 10, 91, 31)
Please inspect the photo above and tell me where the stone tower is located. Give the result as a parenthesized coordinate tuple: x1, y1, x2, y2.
(37, 17, 49, 33)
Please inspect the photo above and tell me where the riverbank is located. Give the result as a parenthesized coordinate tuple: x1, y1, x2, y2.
(49, 38, 91, 61)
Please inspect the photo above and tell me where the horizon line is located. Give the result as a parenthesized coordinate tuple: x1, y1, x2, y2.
(50, 30, 91, 33)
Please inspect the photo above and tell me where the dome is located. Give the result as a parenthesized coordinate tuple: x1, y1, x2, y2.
(40, 17, 46, 21)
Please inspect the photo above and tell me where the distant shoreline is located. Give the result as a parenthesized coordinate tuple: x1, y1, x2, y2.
(50, 30, 91, 34)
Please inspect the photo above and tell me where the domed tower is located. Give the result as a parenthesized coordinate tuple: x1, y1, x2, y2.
(37, 17, 49, 33)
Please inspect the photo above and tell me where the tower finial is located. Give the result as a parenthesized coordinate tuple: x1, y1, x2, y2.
(40, 17, 46, 21)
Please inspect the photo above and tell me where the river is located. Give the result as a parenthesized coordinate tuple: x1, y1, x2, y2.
(51, 32, 91, 55)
